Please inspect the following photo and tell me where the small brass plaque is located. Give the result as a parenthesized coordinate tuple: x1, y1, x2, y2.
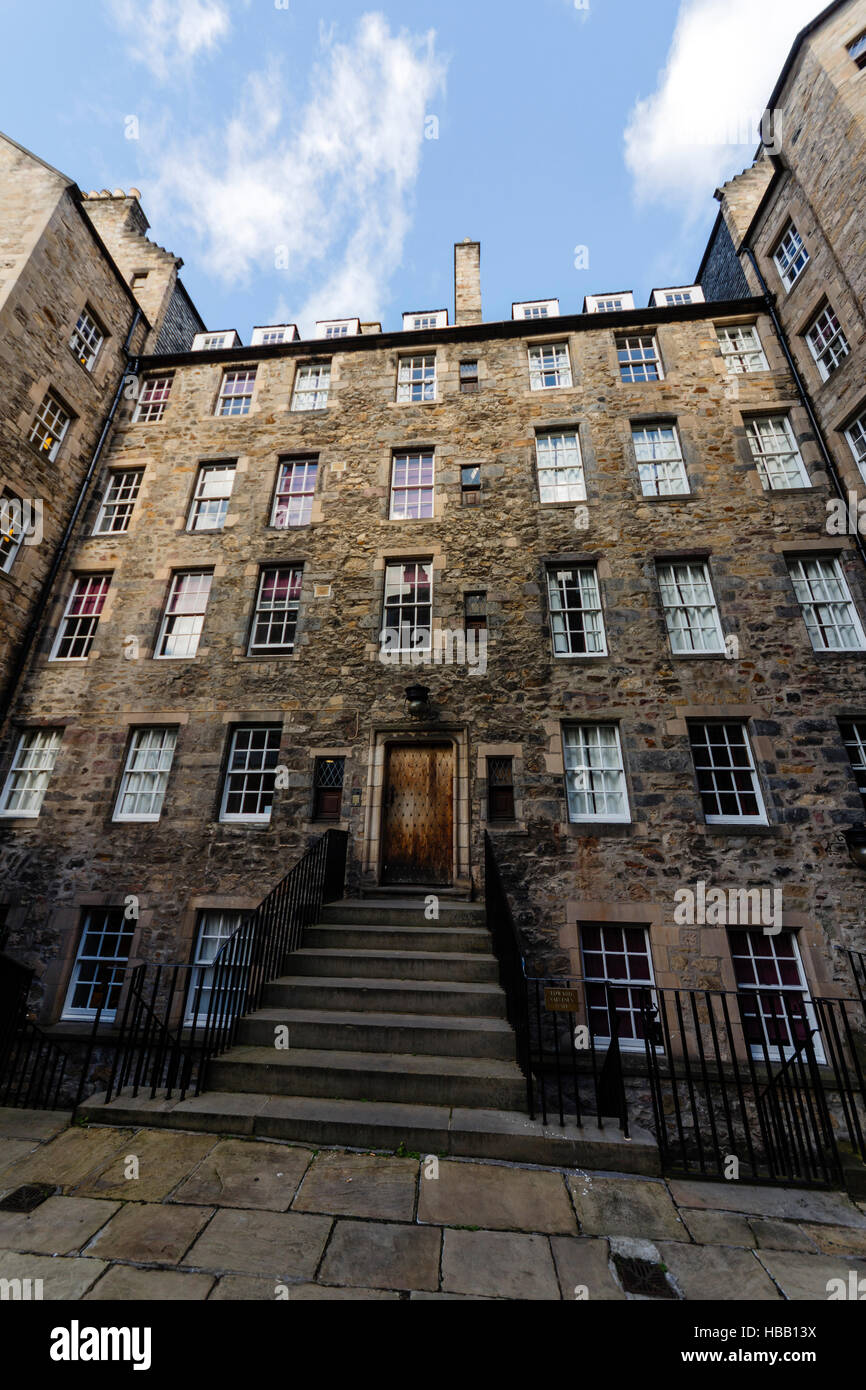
(544, 987, 581, 1013)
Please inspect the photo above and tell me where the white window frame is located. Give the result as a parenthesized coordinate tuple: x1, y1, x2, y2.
(69, 307, 104, 371)
(94, 470, 143, 535)
(155, 571, 213, 659)
(716, 324, 769, 374)
(50, 575, 111, 661)
(216, 368, 256, 417)
(617, 334, 663, 383)
(381, 560, 433, 655)
(250, 325, 298, 346)
(514, 300, 560, 320)
(29, 392, 71, 461)
(316, 319, 359, 339)
(62, 909, 136, 1022)
(389, 452, 435, 520)
(585, 293, 635, 314)
(219, 725, 282, 823)
(187, 463, 237, 532)
(0, 491, 24, 573)
(271, 459, 318, 528)
(192, 331, 240, 351)
(745, 416, 810, 490)
(133, 374, 173, 423)
(840, 720, 866, 806)
(657, 562, 725, 654)
(528, 342, 572, 391)
(846, 409, 866, 484)
(787, 555, 866, 652)
(248, 567, 303, 655)
(806, 304, 850, 380)
(562, 724, 630, 823)
(0, 729, 62, 818)
(689, 722, 768, 825)
(547, 567, 607, 657)
(632, 423, 689, 496)
(535, 431, 586, 504)
(396, 354, 437, 404)
(185, 910, 248, 1024)
(291, 362, 331, 412)
(113, 727, 178, 823)
(581, 924, 658, 1052)
(729, 929, 823, 1064)
(773, 223, 809, 291)
(402, 310, 447, 331)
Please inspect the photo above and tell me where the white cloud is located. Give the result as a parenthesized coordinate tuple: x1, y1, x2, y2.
(107, 0, 233, 80)
(141, 14, 446, 329)
(623, 0, 821, 215)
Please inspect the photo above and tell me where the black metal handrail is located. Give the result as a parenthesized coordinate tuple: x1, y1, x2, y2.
(104, 828, 348, 1104)
(0, 952, 74, 1109)
(847, 949, 866, 1010)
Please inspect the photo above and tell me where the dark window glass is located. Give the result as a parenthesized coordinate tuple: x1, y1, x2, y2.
(487, 756, 515, 821)
(314, 757, 344, 820)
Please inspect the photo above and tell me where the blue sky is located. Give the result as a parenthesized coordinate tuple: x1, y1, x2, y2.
(1, 0, 823, 337)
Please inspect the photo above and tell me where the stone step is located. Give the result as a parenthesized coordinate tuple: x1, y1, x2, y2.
(285, 948, 499, 984)
(206, 1046, 528, 1110)
(78, 1089, 660, 1174)
(305, 924, 493, 954)
(262, 975, 508, 1018)
(235, 1007, 516, 1058)
(320, 899, 486, 929)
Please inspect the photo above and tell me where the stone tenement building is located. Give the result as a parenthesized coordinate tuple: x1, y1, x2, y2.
(0, 0, 865, 1095)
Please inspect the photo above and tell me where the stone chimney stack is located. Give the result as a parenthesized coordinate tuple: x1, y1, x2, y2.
(454, 239, 482, 326)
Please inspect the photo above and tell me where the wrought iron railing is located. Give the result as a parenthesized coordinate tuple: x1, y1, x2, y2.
(104, 828, 348, 1103)
(847, 949, 866, 1010)
(0, 830, 347, 1110)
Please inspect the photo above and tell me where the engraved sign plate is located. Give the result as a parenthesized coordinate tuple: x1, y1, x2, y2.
(544, 987, 581, 1012)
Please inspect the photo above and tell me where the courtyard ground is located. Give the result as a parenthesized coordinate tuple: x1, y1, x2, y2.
(1, 1107, 865, 1301)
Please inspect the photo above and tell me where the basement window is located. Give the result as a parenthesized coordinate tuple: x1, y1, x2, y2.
(313, 757, 345, 821)
(62, 909, 135, 1021)
(729, 930, 822, 1062)
(581, 924, 655, 1048)
(185, 911, 247, 1024)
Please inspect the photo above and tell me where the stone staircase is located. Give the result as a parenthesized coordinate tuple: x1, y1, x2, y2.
(80, 898, 658, 1171)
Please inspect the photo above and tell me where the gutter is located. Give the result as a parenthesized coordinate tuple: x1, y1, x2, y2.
(0, 309, 144, 737)
(742, 245, 866, 571)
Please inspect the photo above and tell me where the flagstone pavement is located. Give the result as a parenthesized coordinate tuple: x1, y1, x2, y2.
(1, 1108, 865, 1301)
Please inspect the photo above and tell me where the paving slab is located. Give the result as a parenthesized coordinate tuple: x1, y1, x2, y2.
(749, 1218, 819, 1253)
(209, 1275, 399, 1300)
(442, 1228, 559, 1299)
(85, 1265, 215, 1300)
(418, 1159, 576, 1234)
(293, 1151, 418, 1221)
(0, 1139, 39, 1177)
(172, 1138, 312, 1211)
(0, 1109, 72, 1142)
(0, 1249, 108, 1300)
(0, 1195, 119, 1255)
(0, 1126, 134, 1191)
(569, 1176, 687, 1241)
(319, 1219, 440, 1291)
(86, 1201, 214, 1264)
(76, 1128, 218, 1201)
(681, 1209, 754, 1248)
(668, 1179, 866, 1228)
(657, 1242, 782, 1301)
(184, 1206, 331, 1279)
(410, 1291, 497, 1300)
(550, 1236, 625, 1300)
(786, 1223, 866, 1258)
(756, 1249, 866, 1301)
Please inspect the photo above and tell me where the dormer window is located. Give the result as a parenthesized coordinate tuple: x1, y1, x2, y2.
(514, 299, 559, 321)
(192, 331, 241, 351)
(250, 325, 299, 346)
(649, 286, 704, 309)
(316, 319, 360, 340)
(402, 310, 448, 331)
(585, 293, 635, 314)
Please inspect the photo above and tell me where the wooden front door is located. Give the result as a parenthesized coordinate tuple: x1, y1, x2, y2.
(381, 743, 454, 886)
